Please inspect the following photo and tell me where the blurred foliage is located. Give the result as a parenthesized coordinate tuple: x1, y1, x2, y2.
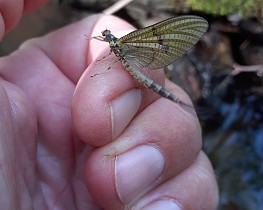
(187, 0, 263, 18)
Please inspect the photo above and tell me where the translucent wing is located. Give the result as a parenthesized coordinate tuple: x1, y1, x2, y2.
(118, 15, 208, 69)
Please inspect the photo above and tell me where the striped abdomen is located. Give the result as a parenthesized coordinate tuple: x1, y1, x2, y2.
(119, 58, 193, 108)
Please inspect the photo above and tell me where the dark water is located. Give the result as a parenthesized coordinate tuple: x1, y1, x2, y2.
(202, 74, 263, 210)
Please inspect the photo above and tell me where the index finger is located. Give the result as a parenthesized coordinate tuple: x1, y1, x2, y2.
(72, 15, 195, 146)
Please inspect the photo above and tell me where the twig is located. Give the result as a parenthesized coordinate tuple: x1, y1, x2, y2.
(103, 0, 135, 15)
(232, 63, 263, 76)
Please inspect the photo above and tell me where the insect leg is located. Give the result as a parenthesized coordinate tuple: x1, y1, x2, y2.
(91, 58, 121, 77)
(95, 49, 113, 62)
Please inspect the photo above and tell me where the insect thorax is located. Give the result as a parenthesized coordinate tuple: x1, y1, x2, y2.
(108, 38, 124, 58)
(104, 33, 118, 43)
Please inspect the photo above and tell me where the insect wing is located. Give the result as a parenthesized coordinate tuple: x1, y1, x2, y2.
(119, 16, 208, 69)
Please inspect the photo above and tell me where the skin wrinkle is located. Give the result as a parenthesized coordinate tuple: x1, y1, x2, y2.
(0, 85, 19, 209)
(38, 44, 77, 84)
(1, 49, 74, 120)
(19, 41, 76, 85)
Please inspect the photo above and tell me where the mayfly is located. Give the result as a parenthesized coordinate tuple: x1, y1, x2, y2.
(92, 15, 208, 108)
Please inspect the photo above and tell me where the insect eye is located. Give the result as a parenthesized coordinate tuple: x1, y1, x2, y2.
(102, 29, 111, 36)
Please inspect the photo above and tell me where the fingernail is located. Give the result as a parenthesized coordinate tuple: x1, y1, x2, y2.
(111, 89, 141, 138)
(142, 200, 182, 210)
(115, 145, 165, 203)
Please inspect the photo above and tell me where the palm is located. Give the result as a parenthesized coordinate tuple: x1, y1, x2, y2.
(0, 21, 100, 209)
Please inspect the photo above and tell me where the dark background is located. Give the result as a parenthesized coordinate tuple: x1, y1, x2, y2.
(1, 1, 262, 209)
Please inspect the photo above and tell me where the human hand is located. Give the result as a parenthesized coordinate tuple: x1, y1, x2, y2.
(0, 2, 218, 210)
